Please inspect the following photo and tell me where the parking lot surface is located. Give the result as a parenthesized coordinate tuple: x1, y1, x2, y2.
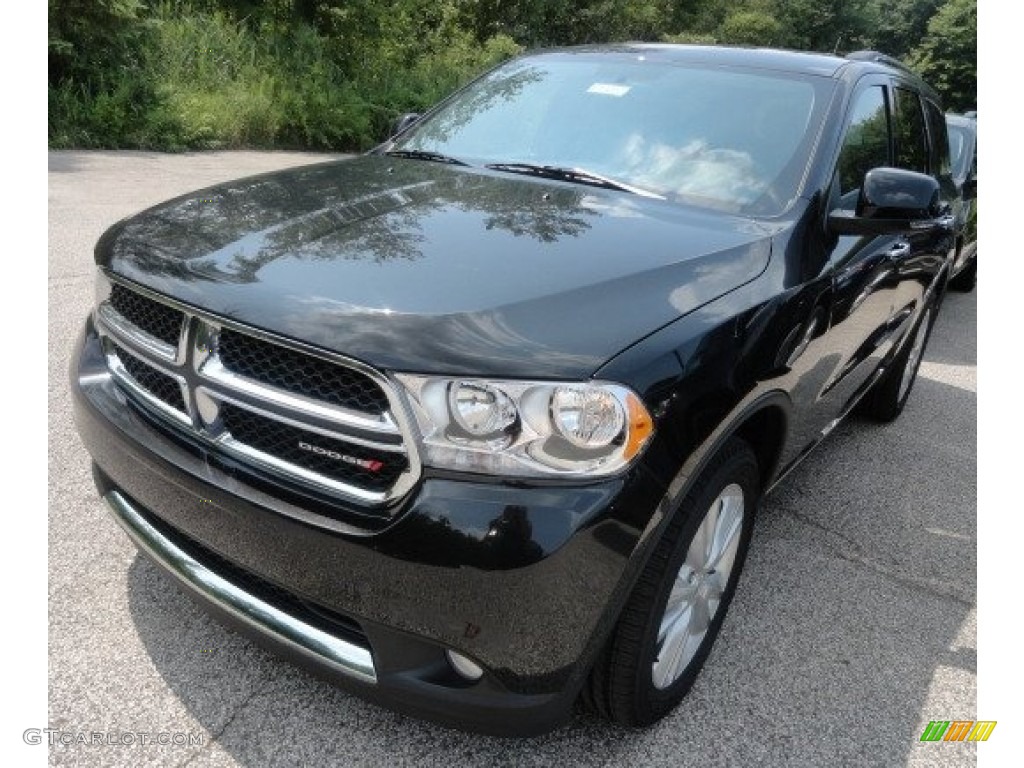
(49, 151, 977, 766)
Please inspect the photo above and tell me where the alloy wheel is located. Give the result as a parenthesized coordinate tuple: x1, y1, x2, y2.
(652, 483, 745, 689)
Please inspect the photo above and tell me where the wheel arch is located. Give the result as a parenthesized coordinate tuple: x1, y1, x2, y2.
(596, 390, 793, 640)
(731, 400, 789, 492)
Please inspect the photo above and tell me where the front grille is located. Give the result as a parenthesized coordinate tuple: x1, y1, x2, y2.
(95, 278, 418, 515)
(117, 346, 186, 412)
(220, 404, 407, 492)
(218, 329, 390, 415)
(109, 283, 184, 347)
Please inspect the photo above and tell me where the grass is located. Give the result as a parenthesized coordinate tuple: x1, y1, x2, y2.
(48, 4, 521, 151)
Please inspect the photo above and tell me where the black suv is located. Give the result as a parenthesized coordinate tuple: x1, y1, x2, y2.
(71, 45, 958, 735)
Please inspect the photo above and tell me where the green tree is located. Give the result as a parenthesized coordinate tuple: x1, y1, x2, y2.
(718, 10, 783, 46)
(866, 0, 941, 58)
(48, 0, 149, 86)
(907, 0, 976, 111)
(769, 0, 873, 52)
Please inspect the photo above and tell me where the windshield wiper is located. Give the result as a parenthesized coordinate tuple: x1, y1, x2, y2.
(382, 149, 468, 166)
(484, 162, 663, 198)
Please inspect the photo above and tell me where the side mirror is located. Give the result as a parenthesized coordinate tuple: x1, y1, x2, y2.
(829, 167, 942, 236)
(962, 178, 977, 201)
(390, 112, 421, 139)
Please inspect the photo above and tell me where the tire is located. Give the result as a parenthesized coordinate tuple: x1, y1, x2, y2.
(858, 301, 935, 423)
(948, 258, 977, 292)
(581, 438, 759, 726)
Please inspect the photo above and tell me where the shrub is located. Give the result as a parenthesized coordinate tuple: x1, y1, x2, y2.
(49, 2, 522, 150)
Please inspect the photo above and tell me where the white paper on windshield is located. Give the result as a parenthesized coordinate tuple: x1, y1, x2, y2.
(587, 83, 631, 97)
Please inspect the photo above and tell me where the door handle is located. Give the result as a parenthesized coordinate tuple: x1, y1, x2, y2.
(886, 241, 911, 261)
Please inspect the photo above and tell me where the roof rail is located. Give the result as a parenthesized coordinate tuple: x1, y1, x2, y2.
(846, 50, 916, 75)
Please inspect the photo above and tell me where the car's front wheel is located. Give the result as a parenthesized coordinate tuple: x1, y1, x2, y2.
(582, 438, 758, 726)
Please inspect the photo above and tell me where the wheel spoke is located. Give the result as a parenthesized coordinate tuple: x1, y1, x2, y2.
(665, 573, 698, 614)
(704, 570, 726, 603)
(685, 517, 710, 571)
(657, 600, 689, 644)
(702, 498, 721, 563)
(658, 577, 697, 644)
(690, 593, 712, 636)
(707, 492, 743, 572)
(651, 482, 748, 689)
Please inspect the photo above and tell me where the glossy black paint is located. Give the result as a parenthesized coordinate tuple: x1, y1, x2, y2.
(72, 319, 665, 735)
(96, 156, 772, 379)
(859, 167, 941, 219)
(75, 45, 957, 734)
(827, 167, 942, 236)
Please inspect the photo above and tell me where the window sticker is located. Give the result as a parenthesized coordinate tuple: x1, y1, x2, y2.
(587, 83, 631, 97)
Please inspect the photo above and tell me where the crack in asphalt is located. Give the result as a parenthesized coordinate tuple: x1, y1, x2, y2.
(175, 683, 269, 768)
(775, 507, 975, 608)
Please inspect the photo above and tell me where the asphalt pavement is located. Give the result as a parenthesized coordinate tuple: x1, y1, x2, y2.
(48, 151, 977, 767)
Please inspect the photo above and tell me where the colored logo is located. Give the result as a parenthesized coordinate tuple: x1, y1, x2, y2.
(920, 720, 996, 742)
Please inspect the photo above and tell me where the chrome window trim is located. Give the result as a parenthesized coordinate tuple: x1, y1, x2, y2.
(94, 271, 422, 511)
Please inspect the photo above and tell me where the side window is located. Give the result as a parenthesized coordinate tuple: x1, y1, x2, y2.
(893, 88, 929, 173)
(923, 99, 952, 179)
(834, 86, 890, 210)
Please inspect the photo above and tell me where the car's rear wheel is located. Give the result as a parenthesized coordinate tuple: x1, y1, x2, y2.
(859, 301, 935, 423)
(582, 439, 758, 726)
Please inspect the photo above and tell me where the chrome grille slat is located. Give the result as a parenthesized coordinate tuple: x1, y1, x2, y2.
(97, 303, 178, 363)
(218, 328, 391, 414)
(196, 388, 407, 453)
(117, 345, 188, 412)
(103, 338, 191, 428)
(94, 277, 421, 509)
(200, 358, 401, 436)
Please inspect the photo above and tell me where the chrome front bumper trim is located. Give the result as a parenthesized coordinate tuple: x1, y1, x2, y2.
(104, 489, 378, 685)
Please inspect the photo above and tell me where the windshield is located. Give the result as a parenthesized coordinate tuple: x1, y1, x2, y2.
(393, 53, 833, 215)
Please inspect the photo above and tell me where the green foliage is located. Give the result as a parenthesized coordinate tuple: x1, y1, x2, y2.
(48, 0, 976, 150)
(660, 31, 719, 45)
(867, 0, 942, 58)
(49, 0, 149, 85)
(49, 1, 521, 149)
(907, 0, 977, 111)
(718, 10, 783, 46)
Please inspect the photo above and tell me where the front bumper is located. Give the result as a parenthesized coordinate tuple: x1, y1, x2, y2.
(71, 320, 667, 735)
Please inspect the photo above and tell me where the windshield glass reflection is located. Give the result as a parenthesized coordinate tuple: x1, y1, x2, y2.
(398, 55, 830, 214)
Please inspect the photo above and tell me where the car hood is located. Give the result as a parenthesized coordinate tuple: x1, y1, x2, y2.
(97, 156, 773, 378)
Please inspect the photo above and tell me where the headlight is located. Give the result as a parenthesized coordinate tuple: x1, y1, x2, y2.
(550, 387, 624, 448)
(448, 382, 518, 444)
(394, 375, 654, 478)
